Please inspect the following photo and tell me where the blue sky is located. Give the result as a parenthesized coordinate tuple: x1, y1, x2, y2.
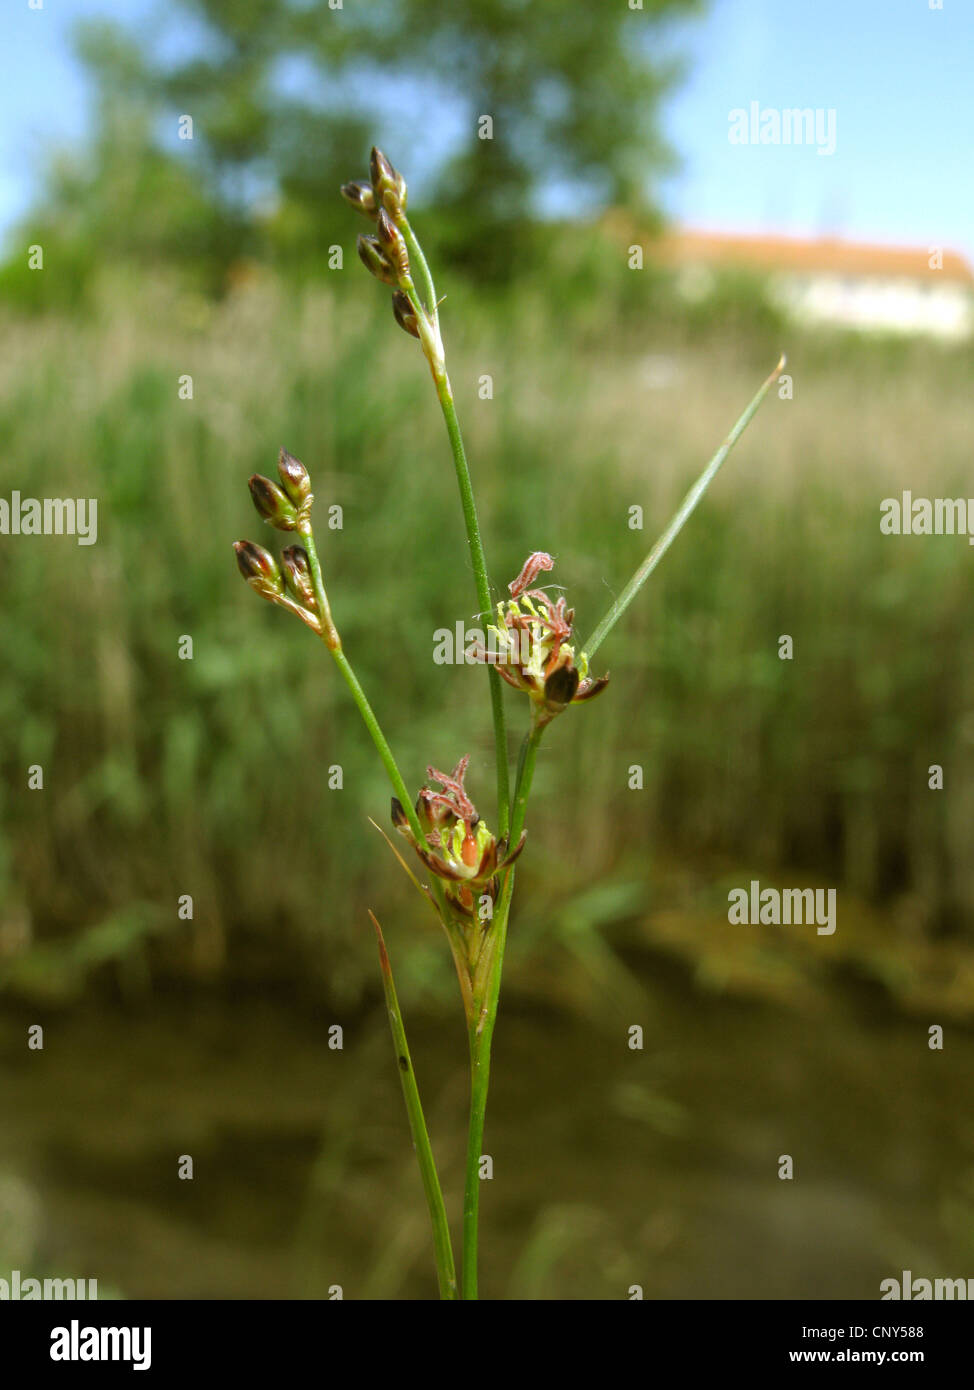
(2, 0, 972, 261)
(661, 0, 974, 259)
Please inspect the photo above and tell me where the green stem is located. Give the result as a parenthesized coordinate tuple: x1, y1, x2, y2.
(434, 374, 512, 838)
(400, 216, 439, 328)
(332, 648, 419, 827)
(397, 219, 511, 839)
(370, 912, 458, 1300)
(461, 723, 545, 1299)
(510, 723, 544, 846)
(302, 520, 459, 1295)
(584, 354, 785, 658)
(298, 520, 340, 649)
(300, 525, 430, 853)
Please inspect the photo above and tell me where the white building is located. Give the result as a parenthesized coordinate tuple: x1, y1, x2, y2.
(653, 230, 974, 341)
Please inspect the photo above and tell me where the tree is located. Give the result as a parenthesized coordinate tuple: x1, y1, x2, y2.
(29, 0, 704, 285)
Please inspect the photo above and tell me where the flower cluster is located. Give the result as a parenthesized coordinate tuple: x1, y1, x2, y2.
(342, 149, 421, 339)
(483, 552, 609, 724)
(233, 448, 337, 644)
(392, 756, 525, 918)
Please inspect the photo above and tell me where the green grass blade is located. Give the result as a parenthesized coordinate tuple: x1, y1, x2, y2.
(369, 911, 458, 1300)
(585, 353, 786, 658)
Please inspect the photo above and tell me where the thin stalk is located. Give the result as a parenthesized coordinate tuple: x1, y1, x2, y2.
(461, 722, 545, 1299)
(585, 354, 785, 658)
(434, 375, 512, 838)
(300, 524, 459, 1297)
(397, 221, 512, 839)
(510, 723, 545, 847)
(400, 216, 439, 328)
(370, 912, 458, 1300)
(300, 525, 430, 854)
(331, 648, 424, 833)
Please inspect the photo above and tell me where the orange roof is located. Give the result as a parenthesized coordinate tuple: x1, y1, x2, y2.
(614, 222, 974, 285)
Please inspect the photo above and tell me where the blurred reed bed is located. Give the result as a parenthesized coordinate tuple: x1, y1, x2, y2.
(1, 267, 973, 1007)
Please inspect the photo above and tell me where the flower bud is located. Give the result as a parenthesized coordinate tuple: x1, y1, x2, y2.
(369, 147, 407, 217)
(249, 474, 299, 530)
(233, 540, 283, 596)
(357, 234, 397, 286)
(278, 448, 312, 507)
(281, 544, 316, 608)
(375, 209, 409, 280)
(486, 554, 610, 722)
(543, 665, 580, 711)
(340, 180, 377, 218)
(391, 290, 421, 339)
(393, 759, 526, 918)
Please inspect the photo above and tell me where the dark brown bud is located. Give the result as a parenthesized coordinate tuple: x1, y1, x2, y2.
(277, 448, 312, 507)
(369, 147, 407, 216)
(357, 234, 397, 285)
(391, 290, 421, 339)
(370, 147, 395, 191)
(281, 544, 316, 608)
(340, 180, 378, 218)
(249, 474, 299, 530)
(233, 540, 283, 595)
(375, 209, 409, 279)
(416, 786, 456, 834)
(543, 665, 580, 710)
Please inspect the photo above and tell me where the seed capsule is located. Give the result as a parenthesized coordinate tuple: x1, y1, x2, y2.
(543, 665, 580, 710)
(277, 448, 312, 507)
(281, 544, 316, 608)
(369, 147, 407, 216)
(233, 540, 283, 595)
(340, 180, 378, 218)
(357, 234, 397, 286)
(249, 474, 299, 531)
(375, 209, 410, 279)
(391, 290, 421, 339)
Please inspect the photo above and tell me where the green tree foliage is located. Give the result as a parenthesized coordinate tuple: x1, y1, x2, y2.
(5, 0, 703, 294)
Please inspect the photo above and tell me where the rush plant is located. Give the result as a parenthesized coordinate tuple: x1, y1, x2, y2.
(233, 148, 784, 1300)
